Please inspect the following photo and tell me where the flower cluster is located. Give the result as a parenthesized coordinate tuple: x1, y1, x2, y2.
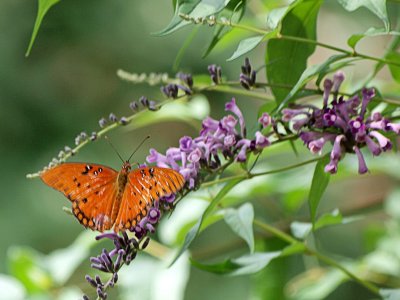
(84, 231, 143, 299)
(240, 58, 256, 90)
(208, 64, 222, 85)
(282, 71, 400, 174)
(146, 98, 271, 189)
(161, 73, 193, 98)
(83, 194, 176, 299)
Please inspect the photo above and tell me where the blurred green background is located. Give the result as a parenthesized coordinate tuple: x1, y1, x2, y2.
(0, 0, 399, 299)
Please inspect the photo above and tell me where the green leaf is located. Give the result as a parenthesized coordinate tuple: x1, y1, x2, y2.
(386, 51, 400, 83)
(155, 0, 231, 36)
(290, 221, 312, 240)
(337, 0, 390, 32)
(308, 155, 330, 225)
(227, 35, 265, 61)
(190, 258, 240, 274)
(314, 209, 342, 230)
(26, 0, 61, 57)
(266, 6, 291, 30)
(203, 0, 246, 58)
(266, 0, 322, 105)
(169, 178, 244, 266)
(276, 54, 349, 111)
(0, 274, 26, 299)
(191, 251, 282, 276)
(347, 28, 400, 50)
(224, 203, 255, 253)
(380, 289, 400, 300)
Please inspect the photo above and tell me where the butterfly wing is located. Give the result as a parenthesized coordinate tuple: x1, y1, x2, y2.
(41, 163, 119, 231)
(114, 167, 185, 231)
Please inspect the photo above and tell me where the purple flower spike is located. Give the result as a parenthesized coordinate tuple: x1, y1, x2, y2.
(225, 98, 246, 137)
(354, 146, 368, 174)
(258, 112, 272, 128)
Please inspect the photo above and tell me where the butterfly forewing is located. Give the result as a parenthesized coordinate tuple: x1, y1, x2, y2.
(114, 167, 185, 231)
(41, 163, 119, 231)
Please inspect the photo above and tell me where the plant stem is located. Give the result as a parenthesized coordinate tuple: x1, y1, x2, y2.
(217, 20, 400, 68)
(253, 218, 381, 296)
(201, 156, 321, 188)
(309, 249, 381, 295)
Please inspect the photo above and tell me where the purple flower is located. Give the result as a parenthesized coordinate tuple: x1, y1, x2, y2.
(308, 134, 335, 154)
(365, 135, 381, 156)
(330, 135, 345, 160)
(387, 122, 400, 134)
(255, 132, 270, 149)
(354, 146, 368, 174)
(332, 71, 345, 93)
(225, 98, 246, 137)
(258, 112, 272, 127)
(369, 131, 392, 151)
(147, 207, 161, 224)
(323, 79, 333, 108)
(180, 136, 194, 153)
(283, 71, 399, 174)
(188, 148, 202, 163)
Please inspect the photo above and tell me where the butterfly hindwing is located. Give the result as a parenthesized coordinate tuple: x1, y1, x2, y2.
(114, 167, 185, 231)
(41, 163, 119, 231)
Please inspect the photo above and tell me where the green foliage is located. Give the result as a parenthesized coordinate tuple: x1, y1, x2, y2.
(155, 0, 231, 36)
(203, 0, 246, 58)
(227, 35, 265, 61)
(308, 155, 330, 225)
(170, 178, 245, 266)
(337, 0, 390, 31)
(26, 0, 61, 57)
(266, 0, 322, 104)
(224, 202, 255, 253)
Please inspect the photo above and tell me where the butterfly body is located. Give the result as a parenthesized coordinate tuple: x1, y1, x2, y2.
(41, 161, 185, 232)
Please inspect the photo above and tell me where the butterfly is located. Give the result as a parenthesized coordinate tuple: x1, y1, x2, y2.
(41, 161, 185, 232)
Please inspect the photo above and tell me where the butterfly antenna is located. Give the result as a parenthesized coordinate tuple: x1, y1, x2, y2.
(128, 135, 150, 162)
(104, 136, 125, 163)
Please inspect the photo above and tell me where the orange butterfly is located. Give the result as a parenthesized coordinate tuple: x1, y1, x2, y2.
(41, 161, 185, 232)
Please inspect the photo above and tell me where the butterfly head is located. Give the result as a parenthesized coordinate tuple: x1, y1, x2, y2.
(122, 161, 132, 174)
